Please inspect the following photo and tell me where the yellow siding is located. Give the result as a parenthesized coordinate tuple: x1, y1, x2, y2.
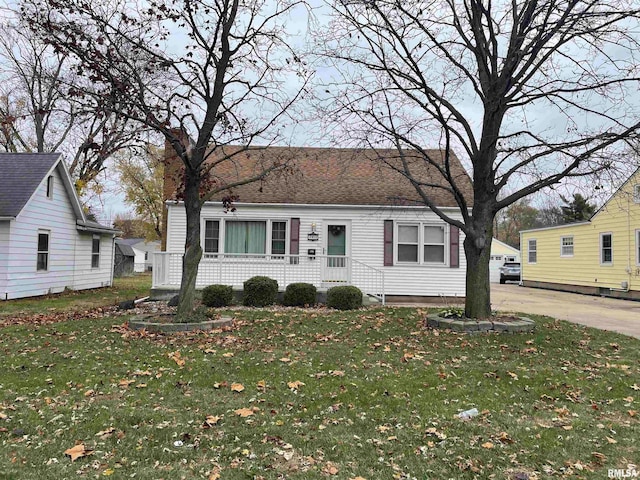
(521, 171, 640, 292)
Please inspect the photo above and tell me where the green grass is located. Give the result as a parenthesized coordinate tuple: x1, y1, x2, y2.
(0, 306, 638, 479)
(0, 274, 152, 318)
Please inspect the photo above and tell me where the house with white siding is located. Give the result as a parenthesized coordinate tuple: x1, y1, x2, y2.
(0, 153, 118, 300)
(156, 145, 473, 302)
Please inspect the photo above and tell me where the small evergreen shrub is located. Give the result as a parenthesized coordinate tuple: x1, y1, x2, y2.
(243, 276, 279, 307)
(283, 283, 317, 307)
(202, 284, 234, 308)
(326, 285, 362, 310)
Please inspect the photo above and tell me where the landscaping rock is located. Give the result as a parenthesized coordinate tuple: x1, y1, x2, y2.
(117, 299, 136, 311)
(425, 313, 535, 334)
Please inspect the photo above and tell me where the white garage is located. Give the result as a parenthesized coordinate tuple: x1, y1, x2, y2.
(489, 239, 520, 283)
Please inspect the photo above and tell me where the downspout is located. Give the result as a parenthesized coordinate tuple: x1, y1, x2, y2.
(610, 196, 631, 293)
(110, 235, 116, 287)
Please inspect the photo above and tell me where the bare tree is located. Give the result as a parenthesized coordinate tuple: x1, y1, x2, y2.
(23, 0, 309, 319)
(0, 20, 142, 192)
(317, 0, 640, 318)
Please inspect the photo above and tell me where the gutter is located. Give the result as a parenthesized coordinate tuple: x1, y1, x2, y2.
(0, 216, 15, 221)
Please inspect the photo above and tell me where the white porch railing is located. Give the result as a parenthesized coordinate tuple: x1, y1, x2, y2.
(152, 252, 385, 304)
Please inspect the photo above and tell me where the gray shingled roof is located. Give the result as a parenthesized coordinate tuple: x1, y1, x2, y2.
(0, 153, 61, 217)
(115, 239, 135, 257)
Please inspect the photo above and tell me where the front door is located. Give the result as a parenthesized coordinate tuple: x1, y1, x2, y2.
(322, 222, 349, 284)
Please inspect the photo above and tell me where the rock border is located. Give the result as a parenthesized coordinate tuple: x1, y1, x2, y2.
(426, 313, 535, 333)
(129, 314, 234, 333)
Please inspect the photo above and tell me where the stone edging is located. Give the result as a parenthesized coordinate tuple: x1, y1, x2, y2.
(426, 314, 535, 333)
(129, 315, 234, 333)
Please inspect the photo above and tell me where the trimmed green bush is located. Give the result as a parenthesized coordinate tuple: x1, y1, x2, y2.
(202, 284, 234, 308)
(326, 285, 363, 310)
(283, 283, 317, 307)
(243, 276, 279, 307)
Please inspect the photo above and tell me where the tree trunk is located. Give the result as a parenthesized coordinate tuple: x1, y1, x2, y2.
(175, 168, 203, 321)
(463, 211, 495, 319)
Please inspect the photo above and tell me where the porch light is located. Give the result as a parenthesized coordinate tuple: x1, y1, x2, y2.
(307, 223, 319, 242)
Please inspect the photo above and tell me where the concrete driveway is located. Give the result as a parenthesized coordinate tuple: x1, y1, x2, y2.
(491, 284, 640, 339)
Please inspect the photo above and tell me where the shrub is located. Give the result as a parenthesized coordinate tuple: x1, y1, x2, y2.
(243, 276, 279, 307)
(283, 283, 317, 307)
(326, 285, 362, 310)
(202, 284, 234, 308)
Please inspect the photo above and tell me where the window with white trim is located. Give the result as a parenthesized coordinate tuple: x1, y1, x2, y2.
(204, 220, 220, 254)
(91, 235, 100, 268)
(396, 223, 447, 265)
(203, 219, 287, 256)
(636, 230, 640, 266)
(37, 231, 49, 271)
(560, 236, 574, 257)
(600, 233, 613, 264)
(527, 239, 537, 263)
(633, 184, 640, 203)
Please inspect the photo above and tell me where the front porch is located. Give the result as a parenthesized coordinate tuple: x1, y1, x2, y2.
(152, 253, 385, 304)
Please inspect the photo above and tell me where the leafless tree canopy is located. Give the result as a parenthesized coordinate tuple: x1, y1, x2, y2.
(0, 20, 142, 191)
(318, 0, 640, 225)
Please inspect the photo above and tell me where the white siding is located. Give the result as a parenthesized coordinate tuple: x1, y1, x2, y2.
(4, 165, 114, 299)
(72, 233, 114, 290)
(166, 203, 467, 297)
(6, 166, 79, 298)
(0, 221, 9, 296)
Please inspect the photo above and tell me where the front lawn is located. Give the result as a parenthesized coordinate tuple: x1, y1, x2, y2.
(0, 274, 151, 319)
(0, 306, 638, 479)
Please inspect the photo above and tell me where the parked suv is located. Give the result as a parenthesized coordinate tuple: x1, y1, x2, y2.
(499, 262, 521, 284)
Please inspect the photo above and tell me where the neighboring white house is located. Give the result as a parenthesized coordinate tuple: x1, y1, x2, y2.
(117, 238, 161, 272)
(489, 238, 521, 283)
(0, 153, 118, 300)
(156, 145, 474, 302)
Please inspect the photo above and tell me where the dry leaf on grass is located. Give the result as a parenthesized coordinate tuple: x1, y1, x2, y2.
(203, 415, 221, 428)
(235, 408, 255, 417)
(481, 442, 494, 449)
(322, 462, 339, 475)
(168, 351, 185, 366)
(95, 427, 116, 439)
(287, 380, 305, 390)
(231, 383, 245, 393)
(64, 443, 94, 462)
(256, 380, 267, 391)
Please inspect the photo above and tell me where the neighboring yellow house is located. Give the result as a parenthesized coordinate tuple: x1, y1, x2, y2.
(520, 169, 640, 300)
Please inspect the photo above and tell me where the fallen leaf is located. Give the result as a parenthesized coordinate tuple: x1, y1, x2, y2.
(230, 383, 245, 393)
(628, 410, 637, 417)
(168, 351, 185, 367)
(222, 352, 234, 358)
(606, 436, 617, 444)
(331, 370, 345, 377)
(208, 467, 221, 480)
(118, 379, 135, 388)
(481, 442, 494, 449)
(349, 477, 367, 480)
(84, 389, 95, 397)
(103, 469, 114, 476)
(279, 357, 291, 363)
(203, 415, 221, 428)
(631, 384, 640, 391)
(64, 443, 94, 462)
(323, 462, 339, 475)
(95, 427, 116, 439)
(256, 380, 267, 391)
(287, 380, 305, 390)
(235, 408, 254, 417)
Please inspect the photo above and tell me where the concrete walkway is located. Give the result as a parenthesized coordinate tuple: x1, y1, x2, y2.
(490, 284, 640, 339)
